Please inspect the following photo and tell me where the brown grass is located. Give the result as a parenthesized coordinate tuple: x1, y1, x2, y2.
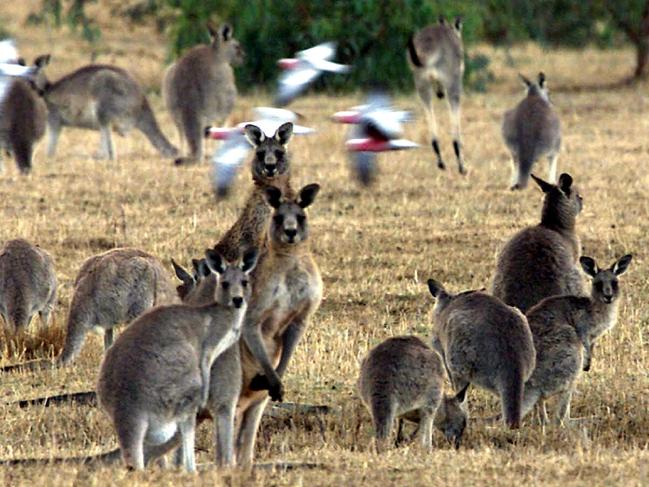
(0, 3, 648, 486)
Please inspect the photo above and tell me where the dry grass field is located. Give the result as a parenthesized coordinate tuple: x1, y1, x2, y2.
(0, 2, 648, 486)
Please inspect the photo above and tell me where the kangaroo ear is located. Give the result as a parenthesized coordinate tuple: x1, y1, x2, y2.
(580, 256, 599, 278)
(192, 258, 211, 278)
(207, 24, 218, 42)
(241, 248, 258, 273)
(454, 16, 463, 32)
(34, 54, 50, 68)
(518, 73, 532, 88)
(530, 174, 553, 193)
(612, 254, 632, 276)
(205, 249, 226, 274)
(274, 122, 293, 146)
(243, 124, 265, 147)
(455, 383, 469, 403)
(438, 15, 446, 24)
(538, 72, 546, 88)
(298, 183, 320, 208)
(427, 279, 444, 298)
(220, 23, 233, 42)
(558, 173, 573, 193)
(264, 186, 283, 209)
(171, 259, 194, 284)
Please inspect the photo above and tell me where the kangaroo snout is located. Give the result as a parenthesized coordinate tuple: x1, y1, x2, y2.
(232, 296, 244, 308)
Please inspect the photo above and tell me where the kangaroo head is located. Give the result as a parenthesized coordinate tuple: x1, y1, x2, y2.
(205, 248, 258, 308)
(264, 183, 320, 246)
(208, 23, 244, 66)
(519, 72, 549, 102)
(244, 122, 293, 183)
(580, 254, 632, 305)
(27, 54, 51, 96)
(531, 173, 583, 229)
(434, 385, 468, 449)
(171, 257, 212, 302)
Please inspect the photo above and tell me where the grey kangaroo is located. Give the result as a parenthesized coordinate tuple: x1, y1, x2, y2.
(502, 72, 561, 190)
(427, 279, 536, 429)
(407, 16, 466, 174)
(491, 173, 584, 313)
(358, 335, 468, 452)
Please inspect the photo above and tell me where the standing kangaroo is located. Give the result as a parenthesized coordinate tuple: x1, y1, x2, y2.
(491, 173, 584, 313)
(33, 62, 177, 160)
(163, 24, 244, 165)
(427, 280, 536, 429)
(407, 16, 466, 174)
(0, 55, 49, 174)
(97, 250, 257, 471)
(0, 239, 57, 332)
(358, 335, 468, 452)
(58, 248, 178, 364)
(502, 73, 561, 190)
(521, 254, 632, 424)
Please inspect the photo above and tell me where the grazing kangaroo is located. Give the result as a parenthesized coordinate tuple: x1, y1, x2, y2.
(407, 16, 466, 174)
(0, 239, 57, 332)
(502, 72, 561, 190)
(358, 335, 468, 452)
(97, 249, 257, 471)
(491, 173, 584, 313)
(33, 62, 177, 160)
(0, 55, 49, 174)
(212, 122, 294, 262)
(521, 254, 632, 424)
(163, 24, 244, 165)
(427, 279, 536, 429)
(58, 248, 178, 364)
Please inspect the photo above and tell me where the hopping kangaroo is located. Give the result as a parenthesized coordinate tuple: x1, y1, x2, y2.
(0, 55, 49, 174)
(521, 254, 632, 424)
(163, 24, 244, 165)
(407, 16, 466, 174)
(58, 248, 178, 364)
(34, 62, 177, 160)
(427, 280, 536, 429)
(97, 250, 257, 471)
(0, 239, 57, 332)
(358, 336, 468, 452)
(491, 173, 584, 313)
(502, 73, 561, 190)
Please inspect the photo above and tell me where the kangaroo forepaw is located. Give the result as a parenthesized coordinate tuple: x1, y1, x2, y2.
(249, 374, 271, 391)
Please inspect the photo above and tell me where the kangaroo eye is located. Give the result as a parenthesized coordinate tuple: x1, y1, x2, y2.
(274, 150, 284, 159)
(273, 215, 284, 225)
(242, 280, 249, 288)
(221, 281, 230, 290)
(296, 215, 305, 225)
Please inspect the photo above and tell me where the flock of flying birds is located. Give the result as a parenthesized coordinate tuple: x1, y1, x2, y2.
(0, 38, 419, 193)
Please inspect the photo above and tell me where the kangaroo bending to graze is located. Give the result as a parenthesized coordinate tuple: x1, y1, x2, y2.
(491, 173, 584, 313)
(58, 248, 178, 364)
(163, 24, 244, 165)
(0, 55, 49, 174)
(502, 73, 561, 190)
(0, 239, 57, 332)
(427, 279, 536, 429)
(521, 254, 632, 424)
(97, 250, 257, 471)
(358, 336, 468, 452)
(33, 62, 177, 160)
(407, 16, 466, 174)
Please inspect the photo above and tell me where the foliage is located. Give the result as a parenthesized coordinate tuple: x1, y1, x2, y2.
(27, 0, 101, 47)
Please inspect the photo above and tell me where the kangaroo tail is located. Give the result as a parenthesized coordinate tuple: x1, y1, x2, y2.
(136, 96, 178, 158)
(501, 368, 524, 429)
(0, 448, 122, 467)
(407, 34, 423, 67)
(15, 390, 97, 408)
(0, 358, 53, 374)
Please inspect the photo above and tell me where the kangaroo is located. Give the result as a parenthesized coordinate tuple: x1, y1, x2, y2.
(163, 24, 244, 165)
(407, 16, 466, 174)
(32, 62, 178, 160)
(212, 122, 294, 262)
(521, 254, 632, 424)
(0, 239, 57, 332)
(0, 55, 49, 174)
(427, 279, 536, 429)
(58, 248, 178, 364)
(502, 73, 561, 190)
(491, 173, 584, 313)
(357, 335, 468, 452)
(97, 249, 257, 471)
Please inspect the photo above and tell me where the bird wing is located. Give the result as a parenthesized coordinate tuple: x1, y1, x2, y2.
(274, 66, 320, 107)
(210, 134, 252, 195)
(308, 58, 350, 73)
(297, 42, 336, 61)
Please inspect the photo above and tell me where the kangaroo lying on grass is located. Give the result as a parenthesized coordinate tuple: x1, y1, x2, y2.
(97, 249, 257, 471)
(358, 335, 468, 452)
